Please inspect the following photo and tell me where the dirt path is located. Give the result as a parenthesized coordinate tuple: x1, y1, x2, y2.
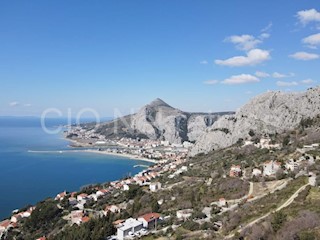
(225, 183, 310, 239)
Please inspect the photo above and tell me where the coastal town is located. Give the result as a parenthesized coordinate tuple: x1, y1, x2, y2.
(2, 124, 320, 239)
(65, 126, 191, 162)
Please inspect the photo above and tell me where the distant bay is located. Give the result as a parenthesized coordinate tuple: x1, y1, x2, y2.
(0, 117, 151, 220)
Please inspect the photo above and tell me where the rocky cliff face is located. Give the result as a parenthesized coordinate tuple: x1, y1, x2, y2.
(190, 87, 320, 156)
(93, 98, 232, 143)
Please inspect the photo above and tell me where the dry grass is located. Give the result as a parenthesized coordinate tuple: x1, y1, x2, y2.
(251, 179, 287, 197)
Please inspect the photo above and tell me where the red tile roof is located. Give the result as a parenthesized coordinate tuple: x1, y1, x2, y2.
(113, 219, 125, 226)
(36, 237, 46, 240)
(139, 213, 160, 222)
(0, 220, 11, 228)
(81, 216, 90, 223)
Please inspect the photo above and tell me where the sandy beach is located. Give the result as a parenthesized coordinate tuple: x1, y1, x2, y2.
(83, 149, 157, 164)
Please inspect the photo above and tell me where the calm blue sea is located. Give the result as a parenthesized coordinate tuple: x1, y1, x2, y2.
(0, 117, 151, 220)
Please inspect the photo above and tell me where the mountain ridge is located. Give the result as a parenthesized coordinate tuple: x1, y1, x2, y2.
(190, 87, 320, 155)
(86, 98, 233, 144)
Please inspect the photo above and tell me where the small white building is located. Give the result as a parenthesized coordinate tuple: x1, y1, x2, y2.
(54, 191, 67, 201)
(263, 161, 281, 176)
(149, 182, 162, 192)
(105, 205, 121, 214)
(183, 141, 194, 148)
(77, 193, 88, 202)
(176, 209, 193, 221)
(96, 189, 108, 197)
(88, 193, 98, 202)
(95, 141, 106, 145)
(285, 159, 299, 171)
(219, 198, 227, 207)
(309, 172, 317, 187)
(71, 210, 83, 225)
(117, 218, 143, 240)
(21, 210, 32, 218)
(252, 168, 262, 177)
(243, 140, 254, 146)
(10, 213, 22, 223)
(123, 184, 130, 191)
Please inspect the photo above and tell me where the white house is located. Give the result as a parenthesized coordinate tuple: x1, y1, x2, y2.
(21, 211, 31, 218)
(309, 172, 317, 187)
(71, 210, 83, 225)
(285, 159, 299, 171)
(10, 213, 22, 223)
(138, 212, 160, 229)
(88, 193, 98, 202)
(123, 184, 130, 191)
(105, 205, 121, 214)
(176, 209, 193, 220)
(243, 140, 254, 146)
(252, 168, 262, 177)
(183, 141, 194, 148)
(77, 193, 88, 201)
(149, 182, 162, 192)
(263, 161, 281, 176)
(117, 218, 143, 240)
(96, 189, 108, 197)
(54, 191, 67, 201)
(219, 198, 227, 207)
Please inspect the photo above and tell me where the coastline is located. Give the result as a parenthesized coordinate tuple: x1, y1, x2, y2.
(83, 149, 157, 164)
(62, 135, 157, 164)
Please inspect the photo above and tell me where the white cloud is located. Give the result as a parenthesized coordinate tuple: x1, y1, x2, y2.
(8, 101, 32, 108)
(261, 22, 273, 32)
(255, 71, 270, 78)
(215, 49, 270, 67)
(301, 79, 315, 84)
(259, 33, 270, 39)
(276, 81, 298, 87)
(296, 9, 320, 25)
(272, 72, 295, 78)
(289, 51, 319, 60)
(302, 33, 320, 47)
(9, 101, 20, 107)
(203, 80, 219, 85)
(225, 35, 262, 51)
(200, 60, 208, 64)
(221, 74, 260, 85)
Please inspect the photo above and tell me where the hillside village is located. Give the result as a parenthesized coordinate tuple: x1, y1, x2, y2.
(2, 118, 320, 240)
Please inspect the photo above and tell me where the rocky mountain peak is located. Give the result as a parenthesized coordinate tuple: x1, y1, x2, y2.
(147, 98, 173, 109)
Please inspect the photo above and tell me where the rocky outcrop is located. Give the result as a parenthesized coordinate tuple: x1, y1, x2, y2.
(190, 87, 320, 156)
(93, 98, 232, 144)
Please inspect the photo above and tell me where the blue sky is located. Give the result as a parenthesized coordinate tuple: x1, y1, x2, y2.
(1, 1, 320, 117)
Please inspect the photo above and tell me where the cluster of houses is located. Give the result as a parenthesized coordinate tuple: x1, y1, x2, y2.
(49, 157, 189, 234)
(243, 137, 281, 150)
(229, 154, 318, 179)
(0, 207, 35, 237)
(67, 126, 191, 162)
